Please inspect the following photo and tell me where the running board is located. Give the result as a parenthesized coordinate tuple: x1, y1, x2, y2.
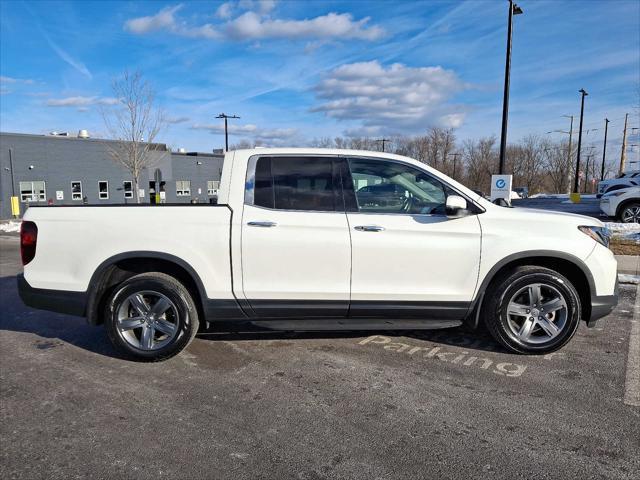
(248, 319, 463, 331)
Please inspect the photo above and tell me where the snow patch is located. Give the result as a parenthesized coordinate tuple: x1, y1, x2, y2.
(618, 274, 640, 285)
(0, 220, 20, 233)
(605, 222, 640, 233)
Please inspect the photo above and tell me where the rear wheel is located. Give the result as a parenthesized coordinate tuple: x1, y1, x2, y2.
(483, 266, 581, 354)
(104, 272, 199, 361)
(618, 202, 640, 223)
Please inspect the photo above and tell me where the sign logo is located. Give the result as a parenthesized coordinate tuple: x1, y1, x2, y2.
(496, 179, 506, 188)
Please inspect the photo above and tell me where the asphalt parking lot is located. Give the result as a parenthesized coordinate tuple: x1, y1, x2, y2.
(1, 234, 639, 480)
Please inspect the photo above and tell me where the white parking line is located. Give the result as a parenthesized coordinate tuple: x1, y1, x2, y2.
(623, 284, 640, 407)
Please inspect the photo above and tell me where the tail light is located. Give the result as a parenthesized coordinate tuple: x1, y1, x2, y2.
(20, 221, 38, 265)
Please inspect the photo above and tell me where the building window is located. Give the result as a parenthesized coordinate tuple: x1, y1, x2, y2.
(176, 180, 191, 196)
(207, 180, 219, 195)
(123, 181, 133, 199)
(19, 181, 46, 202)
(98, 181, 109, 200)
(71, 181, 83, 201)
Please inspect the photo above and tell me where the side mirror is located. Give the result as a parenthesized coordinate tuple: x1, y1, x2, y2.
(446, 195, 468, 217)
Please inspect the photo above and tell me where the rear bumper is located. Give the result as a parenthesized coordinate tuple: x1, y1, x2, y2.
(17, 274, 86, 317)
(587, 277, 618, 327)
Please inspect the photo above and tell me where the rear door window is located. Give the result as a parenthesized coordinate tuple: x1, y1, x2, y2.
(252, 157, 339, 212)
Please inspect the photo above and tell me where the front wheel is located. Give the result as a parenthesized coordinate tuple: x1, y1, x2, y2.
(483, 266, 581, 354)
(104, 272, 199, 361)
(618, 202, 640, 223)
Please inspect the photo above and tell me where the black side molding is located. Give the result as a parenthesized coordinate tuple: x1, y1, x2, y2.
(587, 277, 619, 327)
(17, 274, 87, 317)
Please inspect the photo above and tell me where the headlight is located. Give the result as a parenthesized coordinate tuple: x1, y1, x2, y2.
(605, 191, 627, 197)
(578, 226, 610, 248)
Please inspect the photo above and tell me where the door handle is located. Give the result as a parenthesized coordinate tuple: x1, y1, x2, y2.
(354, 225, 385, 232)
(247, 221, 277, 228)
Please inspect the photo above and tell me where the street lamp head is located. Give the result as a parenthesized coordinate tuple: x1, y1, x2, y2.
(513, 3, 523, 15)
(579, 88, 588, 96)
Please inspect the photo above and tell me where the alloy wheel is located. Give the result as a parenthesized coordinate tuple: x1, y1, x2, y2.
(505, 283, 568, 345)
(621, 206, 640, 223)
(115, 290, 180, 351)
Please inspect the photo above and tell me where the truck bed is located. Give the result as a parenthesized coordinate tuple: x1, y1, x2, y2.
(22, 205, 234, 300)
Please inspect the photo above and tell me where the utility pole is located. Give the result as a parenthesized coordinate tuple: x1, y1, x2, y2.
(563, 115, 574, 193)
(498, 0, 524, 175)
(573, 89, 588, 198)
(216, 113, 240, 152)
(584, 152, 594, 193)
(600, 118, 609, 181)
(448, 153, 461, 179)
(620, 113, 629, 174)
(375, 138, 390, 152)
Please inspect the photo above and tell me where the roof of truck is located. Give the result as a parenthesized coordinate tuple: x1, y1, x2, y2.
(231, 147, 418, 162)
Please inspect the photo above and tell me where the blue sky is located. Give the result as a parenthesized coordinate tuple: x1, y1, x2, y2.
(1, 0, 638, 153)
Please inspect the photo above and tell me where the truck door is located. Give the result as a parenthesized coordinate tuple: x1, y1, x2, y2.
(241, 156, 351, 318)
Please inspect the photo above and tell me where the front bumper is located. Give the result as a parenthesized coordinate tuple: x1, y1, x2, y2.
(587, 276, 618, 327)
(599, 198, 616, 217)
(17, 274, 87, 317)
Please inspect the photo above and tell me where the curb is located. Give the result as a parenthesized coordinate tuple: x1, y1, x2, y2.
(616, 255, 640, 275)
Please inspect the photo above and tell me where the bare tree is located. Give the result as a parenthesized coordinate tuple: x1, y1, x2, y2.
(541, 140, 572, 193)
(463, 136, 497, 193)
(229, 139, 255, 150)
(102, 71, 164, 203)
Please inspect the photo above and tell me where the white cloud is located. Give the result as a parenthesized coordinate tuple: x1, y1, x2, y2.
(191, 122, 298, 145)
(225, 11, 384, 41)
(46, 96, 120, 107)
(215, 2, 234, 19)
(124, 4, 383, 42)
(40, 30, 92, 79)
(0, 76, 35, 85)
(124, 4, 220, 39)
(312, 61, 466, 134)
(0, 76, 35, 95)
(124, 5, 183, 34)
(238, 0, 276, 14)
(166, 116, 190, 124)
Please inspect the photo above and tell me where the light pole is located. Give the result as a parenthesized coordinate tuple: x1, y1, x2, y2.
(573, 88, 588, 199)
(8, 148, 16, 197)
(216, 113, 240, 152)
(600, 118, 609, 181)
(498, 0, 524, 174)
(375, 138, 390, 152)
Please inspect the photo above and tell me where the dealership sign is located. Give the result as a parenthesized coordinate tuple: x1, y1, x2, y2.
(490, 174, 512, 201)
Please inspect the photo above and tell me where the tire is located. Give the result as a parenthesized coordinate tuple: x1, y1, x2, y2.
(617, 202, 640, 223)
(482, 266, 581, 354)
(104, 272, 199, 362)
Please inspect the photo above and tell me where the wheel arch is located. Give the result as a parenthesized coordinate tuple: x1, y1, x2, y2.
(467, 251, 594, 328)
(86, 251, 208, 326)
(615, 198, 640, 221)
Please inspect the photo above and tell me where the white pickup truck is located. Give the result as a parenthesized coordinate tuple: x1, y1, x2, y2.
(18, 149, 618, 361)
